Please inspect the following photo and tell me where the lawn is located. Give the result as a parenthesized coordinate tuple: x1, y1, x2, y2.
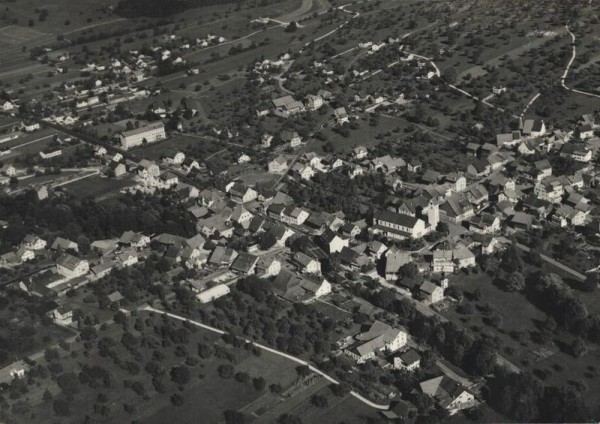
(62, 174, 136, 200)
(443, 270, 548, 369)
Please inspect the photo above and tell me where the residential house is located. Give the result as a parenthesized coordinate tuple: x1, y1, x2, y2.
(208, 246, 238, 266)
(419, 281, 444, 304)
(305, 94, 323, 110)
(272, 95, 305, 117)
(119, 231, 150, 248)
(534, 178, 564, 203)
(521, 119, 546, 137)
(16, 247, 34, 262)
(317, 229, 349, 253)
(229, 183, 258, 203)
(264, 224, 294, 246)
(48, 306, 73, 326)
(230, 252, 259, 275)
(22, 234, 46, 250)
(138, 159, 160, 178)
(282, 205, 310, 225)
(496, 131, 522, 147)
(508, 212, 534, 231)
(182, 157, 200, 174)
(334, 107, 349, 125)
(353, 145, 368, 160)
(407, 160, 422, 173)
(579, 123, 594, 140)
(237, 154, 251, 164)
(379, 400, 418, 423)
(261, 133, 273, 148)
(158, 172, 178, 188)
(533, 159, 552, 182)
(444, 173, 467, 192)
(340, 222, 361, 239)
(393, 349, 421, 371)
(344, 321, 408, 364)
(292, 252, 321, 274)
(0, 164, 16, 177)
(291, 163, 315, 180)
(91, 261, 115, 279)
(117, 250, 138, 267)
(467, 159, 491, 177)
(552, 204, 587, 227)
(467, 185, 489, 208)
(383, 248, 412, 281)
(268, 155, 288, 174)
(339, 246, 370, 270)
(231, 204, 253, 224)
(469, 212, 500, 234)
(107, 161, 127, 177)
(439, 195, 474, 224)
(281, 130, 302, 148)
(271, 271, 331, 303)
(56, 254, 89, 279)
(255, 257, 281, 278)
(420, 376, 475, 415)
(51, 237, 78, 252)
(560, 143, 593, 162)
(371, 155, 405, 174)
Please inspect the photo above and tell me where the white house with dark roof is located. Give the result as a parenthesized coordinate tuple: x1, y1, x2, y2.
(373, 210, 428, 239)
(393, 349, 421, 371)
(56, 254, 89, 279)
(268, 155, 288, 174)
(292, 252, 321, 274)
(344, 321, 408, 364)
(420, 376, 475, 415)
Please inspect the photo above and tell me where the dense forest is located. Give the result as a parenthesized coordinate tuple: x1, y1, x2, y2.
(115, 0, 286, 18)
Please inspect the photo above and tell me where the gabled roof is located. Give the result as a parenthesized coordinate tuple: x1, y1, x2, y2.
(374, 210, 420, 228)
(230, 252, 258, 273)
(51, 237, 77, 250)
(419, 281, 441, 295)
(57, 254, 84, 271)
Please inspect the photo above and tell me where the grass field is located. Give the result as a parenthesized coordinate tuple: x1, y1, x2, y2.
(62, 174, 136, 200)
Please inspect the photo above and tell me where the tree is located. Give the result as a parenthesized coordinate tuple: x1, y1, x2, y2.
(284, 21, 298, 33)
(295, 365, 311, 378)
(234, 372, 250, 383)
(218, 364, 235, 379)
(252, 377, 266, 391)
(170, 366, 190, 385)
(57, 372, 79, 396)
(171, 393, 184, 406)
(506, 272, 525, 292)
(278, 414, 302, 424)
(224, 410, 246, 424)
(53, 399, 70, 416)
(259, 231, 277, 250)
(311, 394, 328, 407)
(571, 337, 587, 357)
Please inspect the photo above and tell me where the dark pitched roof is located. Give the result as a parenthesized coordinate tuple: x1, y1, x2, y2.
(374, 209, 420, 228)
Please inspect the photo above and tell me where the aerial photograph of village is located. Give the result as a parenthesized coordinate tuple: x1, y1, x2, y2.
(0, 0, 599, 422)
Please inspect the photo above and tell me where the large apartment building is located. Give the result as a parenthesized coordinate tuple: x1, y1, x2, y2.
(119, 122, 166, 150)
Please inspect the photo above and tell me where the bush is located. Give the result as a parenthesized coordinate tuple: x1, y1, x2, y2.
(218, 364, 235, 379)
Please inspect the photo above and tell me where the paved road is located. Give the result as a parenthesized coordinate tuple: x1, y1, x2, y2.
(141, 306, 391, 410)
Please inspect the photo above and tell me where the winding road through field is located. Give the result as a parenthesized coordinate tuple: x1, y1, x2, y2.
(140, 305, 391, 411)
(561, 25, 600, 99)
